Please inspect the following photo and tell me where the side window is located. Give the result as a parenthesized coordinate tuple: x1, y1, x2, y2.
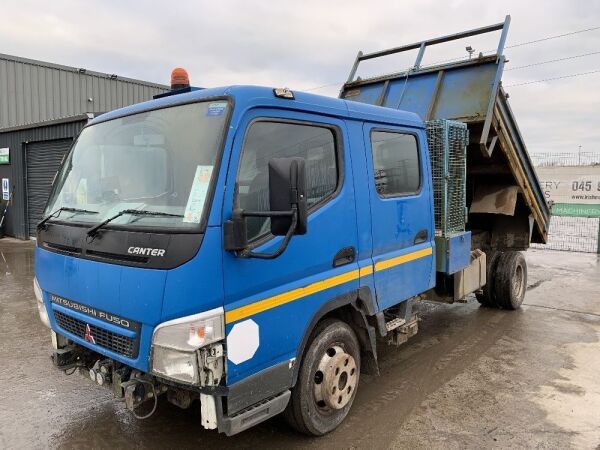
(370, 131, 420, 197)
(237, 121, 339, 241)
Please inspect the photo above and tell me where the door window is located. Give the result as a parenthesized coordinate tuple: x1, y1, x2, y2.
(237, 121, 339, 241)
(370, 131, 420, 197)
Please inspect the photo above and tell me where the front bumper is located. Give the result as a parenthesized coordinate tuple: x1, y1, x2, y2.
(51, 339, 290, 435)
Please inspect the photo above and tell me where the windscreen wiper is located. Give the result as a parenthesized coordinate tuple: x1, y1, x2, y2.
(37, 207, 99, 231)
(86, 209, 184, 237)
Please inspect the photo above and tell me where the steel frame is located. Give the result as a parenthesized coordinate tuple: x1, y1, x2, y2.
(341, 16, 511, 158)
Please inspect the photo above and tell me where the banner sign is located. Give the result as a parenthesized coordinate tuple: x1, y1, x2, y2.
(0, 148, 9, 165)
(551, 203, 600, 218)
(536, 166, 600, 206)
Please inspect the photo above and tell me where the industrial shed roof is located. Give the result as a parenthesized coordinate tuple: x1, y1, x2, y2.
(0, 53, 168, 129)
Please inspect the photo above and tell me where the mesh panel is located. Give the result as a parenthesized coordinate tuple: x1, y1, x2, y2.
(531, 216, 599, 253)
(425, 120, 468, 236)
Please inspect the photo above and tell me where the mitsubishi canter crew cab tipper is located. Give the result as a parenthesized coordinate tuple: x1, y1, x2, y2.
(34, 17, 548, 435)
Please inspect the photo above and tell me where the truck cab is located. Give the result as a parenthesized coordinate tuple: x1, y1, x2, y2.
(35, 86, 437, 434)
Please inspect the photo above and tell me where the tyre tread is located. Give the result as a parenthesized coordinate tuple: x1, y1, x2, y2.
(494, 251, 527, 310)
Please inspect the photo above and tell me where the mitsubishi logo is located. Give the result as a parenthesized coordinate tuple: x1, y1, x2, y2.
(84, 324, 96, 344)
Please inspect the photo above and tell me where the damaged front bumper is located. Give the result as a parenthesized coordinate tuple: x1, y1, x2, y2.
(50, 332, 290, 435)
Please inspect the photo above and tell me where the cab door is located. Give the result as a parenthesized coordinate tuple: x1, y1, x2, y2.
(221, 109, 359, 387)
(363, 124, 435, 311)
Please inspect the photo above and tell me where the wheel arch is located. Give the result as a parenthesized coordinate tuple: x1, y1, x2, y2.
(292, 287, 380, 388)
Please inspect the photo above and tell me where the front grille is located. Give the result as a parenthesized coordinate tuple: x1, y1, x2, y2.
(54, 310, 138, 358)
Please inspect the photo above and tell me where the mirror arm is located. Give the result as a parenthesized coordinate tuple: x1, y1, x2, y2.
(240, 208, 298, 260)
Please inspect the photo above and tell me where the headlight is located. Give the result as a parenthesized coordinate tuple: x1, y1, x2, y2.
(34, 278, 51, 328)
(153, 307, 224, 351)
(151, 307, 224, 384)
(151, 346, 200, 384)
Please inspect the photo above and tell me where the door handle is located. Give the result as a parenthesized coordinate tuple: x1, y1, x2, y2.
(333, 247, 356, 267)
(414, 229, 428, 244)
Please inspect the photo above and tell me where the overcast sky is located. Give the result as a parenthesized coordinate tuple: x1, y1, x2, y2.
(2, 0, 599, 155)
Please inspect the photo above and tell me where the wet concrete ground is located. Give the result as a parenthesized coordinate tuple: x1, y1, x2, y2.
(1, 238, 599, 449)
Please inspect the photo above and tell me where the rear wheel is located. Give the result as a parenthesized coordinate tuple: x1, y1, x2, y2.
(476, 250, 501, 307)
(285, 319, 360, 436)
(494, 251, 527, 310)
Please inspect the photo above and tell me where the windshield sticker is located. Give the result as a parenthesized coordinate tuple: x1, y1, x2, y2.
(183, 165, 214, 223)
(76, 179, 88, 205)
(207, 102, 227, 116)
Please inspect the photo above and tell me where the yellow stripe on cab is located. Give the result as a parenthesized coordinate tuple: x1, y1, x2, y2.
(374, 246, 432, 272)
(225, 245, 432, 324)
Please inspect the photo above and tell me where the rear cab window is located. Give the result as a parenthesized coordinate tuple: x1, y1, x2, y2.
(370, 131, 421, 197)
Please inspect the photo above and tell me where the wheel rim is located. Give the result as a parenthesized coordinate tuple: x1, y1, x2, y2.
(313, 345, 358, 411)
(513, 264, 525, 298)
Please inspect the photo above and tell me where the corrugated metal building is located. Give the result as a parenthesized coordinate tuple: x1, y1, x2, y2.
(0, 53, 169, 239)
(0, 53, 168, 129)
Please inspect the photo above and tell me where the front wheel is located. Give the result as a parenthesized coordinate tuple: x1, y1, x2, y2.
(285, 319, 361, 436)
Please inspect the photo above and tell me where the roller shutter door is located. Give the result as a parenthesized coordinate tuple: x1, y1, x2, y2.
(26, 139, 72, 237)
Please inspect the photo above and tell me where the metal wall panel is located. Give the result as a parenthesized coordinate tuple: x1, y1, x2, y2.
(0, 118, 87, 238)
(0, 53, 168, 129)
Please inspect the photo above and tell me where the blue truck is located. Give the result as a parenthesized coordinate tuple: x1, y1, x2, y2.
(34, 17, 548, 435)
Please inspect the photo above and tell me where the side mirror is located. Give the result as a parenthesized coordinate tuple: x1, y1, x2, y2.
(224, 156, 307, 259)
(269, 157, 307, 236)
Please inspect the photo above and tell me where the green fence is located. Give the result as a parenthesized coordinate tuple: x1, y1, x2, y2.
(531, 203, 600, 254)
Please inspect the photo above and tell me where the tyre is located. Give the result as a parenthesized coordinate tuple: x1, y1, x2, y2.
(285, 319, 361, 436)
(476, 250, 501, 307)
(494, 251, 527, 310)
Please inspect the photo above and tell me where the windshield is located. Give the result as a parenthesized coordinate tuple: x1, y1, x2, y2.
(45, 100, 230, 230)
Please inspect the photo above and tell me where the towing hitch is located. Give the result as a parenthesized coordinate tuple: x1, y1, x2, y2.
(121, 377, 162, 419)
(52, 347, 162, 419)
(86, 358, 164, 419)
